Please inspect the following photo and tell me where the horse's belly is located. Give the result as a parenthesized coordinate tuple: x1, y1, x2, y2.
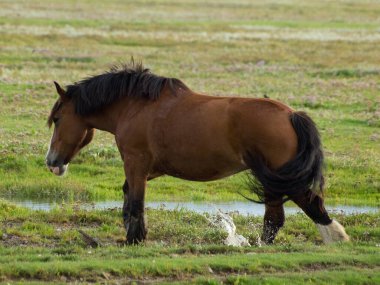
(162, 166, 246, 181)
(153, 152, 247, 181)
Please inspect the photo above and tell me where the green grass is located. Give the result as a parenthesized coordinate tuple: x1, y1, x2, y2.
(0, 200, 379, 283)
(0, 1, 379, 283)
(1, 248, 379, 284)
(0, 0, 379, 205)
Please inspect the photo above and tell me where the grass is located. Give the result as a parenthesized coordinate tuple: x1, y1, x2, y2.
(0, 1, 379, 283)
(0, 1, 379, 205)
(1, 248, 379, 284)
(0, 200, 379, 283)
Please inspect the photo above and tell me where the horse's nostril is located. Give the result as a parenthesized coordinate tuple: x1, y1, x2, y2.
(46, 158, 58, 167)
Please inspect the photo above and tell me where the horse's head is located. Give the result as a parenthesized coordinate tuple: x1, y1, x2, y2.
(46, 82, 94, 176)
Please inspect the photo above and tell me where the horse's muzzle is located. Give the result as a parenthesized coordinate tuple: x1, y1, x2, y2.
(47, 164, 68, 176)
(46, 153, 68, 176)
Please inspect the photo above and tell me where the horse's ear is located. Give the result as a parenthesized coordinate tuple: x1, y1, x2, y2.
(54, 81, 68, 101)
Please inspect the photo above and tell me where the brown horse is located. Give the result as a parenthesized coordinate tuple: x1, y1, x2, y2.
(46, 62, 349, 245)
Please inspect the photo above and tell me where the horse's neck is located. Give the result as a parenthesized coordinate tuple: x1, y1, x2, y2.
(83, 88, 182, 134)
(85, 112, 117, 134)
(83, 98, 126, 134)
(84, 97, 149, 134)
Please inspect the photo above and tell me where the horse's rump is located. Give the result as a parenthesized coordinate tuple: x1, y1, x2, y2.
(244, 111, 325, 202)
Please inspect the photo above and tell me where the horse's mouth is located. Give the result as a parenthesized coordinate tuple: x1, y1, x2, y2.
(48, 164, 68, 176)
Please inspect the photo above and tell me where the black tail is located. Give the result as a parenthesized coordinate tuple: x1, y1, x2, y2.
(244, 111, 324, 203)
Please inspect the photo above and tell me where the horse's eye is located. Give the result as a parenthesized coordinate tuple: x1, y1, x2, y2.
(53, 118, 59, 124)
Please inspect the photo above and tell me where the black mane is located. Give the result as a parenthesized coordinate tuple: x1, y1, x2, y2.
(65, 62, 189, 115)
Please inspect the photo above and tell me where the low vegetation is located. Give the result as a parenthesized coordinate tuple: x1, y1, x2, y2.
(0, 0, 379, 283)
(0, 0, 379, 205)
(0, 200, 379, 283)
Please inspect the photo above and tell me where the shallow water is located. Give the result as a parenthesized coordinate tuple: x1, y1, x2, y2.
(7, 200, 379, 216)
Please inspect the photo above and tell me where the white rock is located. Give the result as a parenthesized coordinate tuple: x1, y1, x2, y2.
(207, 209, 250, 247)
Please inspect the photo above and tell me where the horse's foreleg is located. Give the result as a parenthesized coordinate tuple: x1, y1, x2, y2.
(126, 198, 147, 244)
(262, 197, 285, 244)
(123, 161, 148, 245)
(290, 191, 349, 243)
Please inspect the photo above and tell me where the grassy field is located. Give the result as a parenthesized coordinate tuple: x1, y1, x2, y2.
(0, 0, 379, 284)
(0, 200, 379, 284)
(0, 0, 379, 205)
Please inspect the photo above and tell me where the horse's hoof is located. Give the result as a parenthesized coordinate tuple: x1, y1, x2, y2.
(126, 216, 147, 245)
(261, 227, 278, 245)
(316, 220, 350, 244)
(126, 237, 144, 245)
(126, 232, 146, 245)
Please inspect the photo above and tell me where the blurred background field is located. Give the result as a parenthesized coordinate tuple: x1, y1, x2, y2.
(1, 0, 379, 205)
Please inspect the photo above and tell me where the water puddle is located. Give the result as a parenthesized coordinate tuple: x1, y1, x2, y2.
(5, 200, 379, 216)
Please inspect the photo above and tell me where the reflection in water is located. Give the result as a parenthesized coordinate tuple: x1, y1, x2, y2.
(7, 200, 379, 216)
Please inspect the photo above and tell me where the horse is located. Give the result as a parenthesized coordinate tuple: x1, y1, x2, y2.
(46, 62, 349, 245)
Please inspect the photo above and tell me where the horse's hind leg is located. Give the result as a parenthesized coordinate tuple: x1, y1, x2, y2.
(290, 190, 349, 243)
(262, 195, 285, 244)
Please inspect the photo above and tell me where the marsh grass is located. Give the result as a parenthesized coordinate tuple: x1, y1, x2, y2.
(0, 200, 379, 283)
